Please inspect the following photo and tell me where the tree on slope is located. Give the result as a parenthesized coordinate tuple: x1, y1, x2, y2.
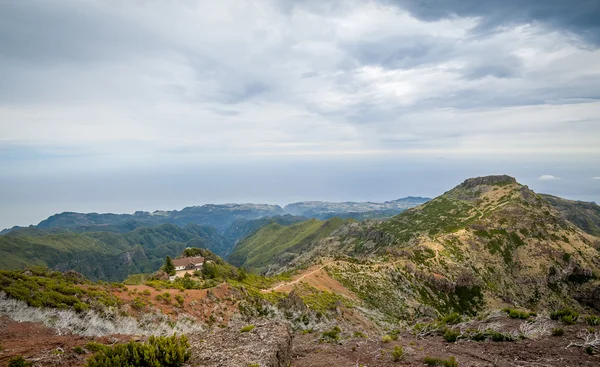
(164, 256, 175, 276)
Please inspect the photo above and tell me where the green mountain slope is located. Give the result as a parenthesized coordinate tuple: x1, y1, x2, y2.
(0, 223, 230, 281)
(228, 217, 351, 273)
(541, 194, 600, 237)
(222, 215, 307, 248)
(270, 175, 600, 321)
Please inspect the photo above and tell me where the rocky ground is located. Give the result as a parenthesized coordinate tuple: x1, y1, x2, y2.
(291, 325, 599, 367)
(186, 321, 292, 367)
(0, 316, 136, 367)
(2, 313, 598, 367)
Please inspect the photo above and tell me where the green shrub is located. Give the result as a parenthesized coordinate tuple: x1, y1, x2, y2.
(488, 330, 512, 342)
(130, 297, 146, 310)
(584, 315, 600, 326)
(424, 356, 458, 367)
(550, 308, 579, 324)
(0, 268, 119, 312)
(441, 313, 462, 325)
(84, 335, 190, 367)
(321, 326, 341, 342)
(391, 346, 404, 362)
(141, 289, 152, 296)
(8, 356, 32, 367)
(502, 308, 531, 319)
(240, 325, 255, 333)
(84, 342, 106, 353)
(444, 329, 460, 343)
(175, 295, 185, 307)
(73, 346, 85, 354)
(353, 331, 366, 338)
(551, 328, 564, 336)
(156, 292, 172, 304)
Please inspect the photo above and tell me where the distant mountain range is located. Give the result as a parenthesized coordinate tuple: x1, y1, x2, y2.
(0, 197, 430, 281)
(3, 190, 598, 286)
(1, 197, 431, 235)
(284, 197, 430, 220)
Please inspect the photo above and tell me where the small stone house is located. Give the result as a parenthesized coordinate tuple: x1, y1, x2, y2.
(173, 256, 205, 272)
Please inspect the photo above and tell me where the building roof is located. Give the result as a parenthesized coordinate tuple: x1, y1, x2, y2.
(172, 256, 205, 267)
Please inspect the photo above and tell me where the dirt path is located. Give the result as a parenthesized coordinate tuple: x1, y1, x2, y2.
(264, 261, 336, 292)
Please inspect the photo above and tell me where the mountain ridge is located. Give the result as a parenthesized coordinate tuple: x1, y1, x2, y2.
(265, 175, 600, 320)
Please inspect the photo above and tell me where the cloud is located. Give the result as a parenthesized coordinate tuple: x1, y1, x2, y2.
(385, 0, 600, 45)
(539, 175, 560, 181)
(593, 177, 600, 180)
(0, 0, 598, 164)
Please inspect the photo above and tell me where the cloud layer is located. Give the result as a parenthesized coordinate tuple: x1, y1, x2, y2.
(1, 0, 599, 162)
(0, 1, 599, 228)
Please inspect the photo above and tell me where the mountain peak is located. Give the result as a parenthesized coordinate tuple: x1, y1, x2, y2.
(459, 175, 517, 189)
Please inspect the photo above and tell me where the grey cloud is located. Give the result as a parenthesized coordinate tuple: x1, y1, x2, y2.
(0, 1, 163, 64)
(384, 0, 600, 45)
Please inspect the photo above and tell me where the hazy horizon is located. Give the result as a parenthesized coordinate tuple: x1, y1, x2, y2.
(1, 1, 599, 229)
(2, 161, 598, 230)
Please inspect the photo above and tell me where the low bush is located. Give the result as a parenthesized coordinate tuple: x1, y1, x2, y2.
(391, 346, 404, 362)
(155, 292, 172, 304)
(444, 329, 460, 343)
(440, 313, 462, 325)
(381, 335, 393, 343)
(130, 297, 146, 310)
(0, 268, 119, 312)
(8, 356, 32, 367)
(584, 315, 600, 326)
(503, 308, 532, 319)
(175, 295, 185, 307)
(240, 325, 255, 333)
(84, 335, 190, 367)
(550, 308, 579, 324)
(551, 328, 564, 336)
(321, 326, 341, 342)
(73, 346, 85, 354)
(424, 356, 458, 367)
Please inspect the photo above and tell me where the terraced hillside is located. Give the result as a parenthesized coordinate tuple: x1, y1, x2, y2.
(270, 175, 600, 322)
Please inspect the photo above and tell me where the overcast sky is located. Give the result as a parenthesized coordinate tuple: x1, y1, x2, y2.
(1, 0, 600, 229)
